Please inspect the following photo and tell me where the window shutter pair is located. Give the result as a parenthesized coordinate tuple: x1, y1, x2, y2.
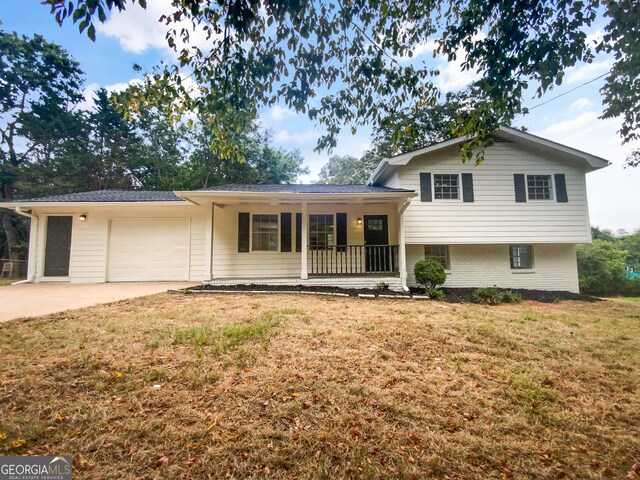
(513, 174, 568, 202)
(237, 212, 293, 252)
(420, 172, 474, 202)
(238, 212, 347, 252)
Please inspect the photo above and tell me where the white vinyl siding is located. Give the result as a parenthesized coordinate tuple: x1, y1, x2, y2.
(31, 205, 207, 283)
(211, 203, 398, 279)
(406, 244, 579, 293)
(395, 141, 592, 244)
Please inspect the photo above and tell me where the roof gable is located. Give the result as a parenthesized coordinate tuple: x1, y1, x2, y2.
(368, 125, 611, 185)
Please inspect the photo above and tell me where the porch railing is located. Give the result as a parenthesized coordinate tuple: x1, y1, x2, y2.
(308, 245, 399, 276)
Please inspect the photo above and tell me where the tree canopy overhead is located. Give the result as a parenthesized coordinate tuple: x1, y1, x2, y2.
(44, 0, 639, 162)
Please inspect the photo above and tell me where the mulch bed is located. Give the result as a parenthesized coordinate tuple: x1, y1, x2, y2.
(187, 283, 601, 303)
(434, 287, 602, 303)
(189, 283, 409, 297)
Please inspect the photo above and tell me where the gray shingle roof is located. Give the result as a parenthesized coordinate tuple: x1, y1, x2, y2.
(11, 190, 183, 203)
(198, 184, 414, 194)
(6, 184, 415, 204)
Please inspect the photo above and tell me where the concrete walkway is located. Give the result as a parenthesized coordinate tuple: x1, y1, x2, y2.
(0, 282, 198, 322)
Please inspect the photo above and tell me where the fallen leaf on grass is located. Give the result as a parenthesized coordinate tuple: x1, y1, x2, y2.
(155, 455, 170, 468)
(11, 439, 26, 449)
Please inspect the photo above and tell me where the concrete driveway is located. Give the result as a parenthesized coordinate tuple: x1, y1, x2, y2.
(0, 282, 198, 322)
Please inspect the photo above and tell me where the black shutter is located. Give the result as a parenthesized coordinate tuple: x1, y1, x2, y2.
(554, 174, 568, 202)
(462, 173, 474, 202)
(336, 213, 347, 251)
(238, 212, 250, 252)
(420, 172, 432, 202)
(281, 213, 292, 252)
(514, 174, 527, 203)
(295, 213, 302, 252)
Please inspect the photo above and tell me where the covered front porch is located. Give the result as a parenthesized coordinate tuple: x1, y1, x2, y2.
(175, 185, 416, 290)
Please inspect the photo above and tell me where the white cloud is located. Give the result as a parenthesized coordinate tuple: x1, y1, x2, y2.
(275, 129, 318, 145)
(77, 82, 100, 111)
(564, 59, 612, 85)
(76, 78, 144, 111)
(433, 33, 485, 92)
(269, 105, 296, 121)
(395, 40, 438, 64)
(98, 1, 169, 54)
(569, 97, 593, 112)
(98, 0, 215, 56)
(586, 29, 605, 47)
(435, 59, 481, 92)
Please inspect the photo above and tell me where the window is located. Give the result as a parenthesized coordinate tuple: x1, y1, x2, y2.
(527, 175, 553, 200)
(434, 174, 460, 199)
(252, 214, 279, 251)
(367, 218, 383, 231)
(309, 214, 334, 247)
(510, 245, 533, 269)
(425, 245, 450, 269)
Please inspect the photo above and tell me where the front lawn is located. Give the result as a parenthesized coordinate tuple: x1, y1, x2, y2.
(1, 294, 638, 479)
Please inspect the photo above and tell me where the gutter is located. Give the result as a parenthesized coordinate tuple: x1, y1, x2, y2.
(12, 207, 38, 284)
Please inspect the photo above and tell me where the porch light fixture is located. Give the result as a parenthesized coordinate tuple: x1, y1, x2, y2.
(357, 217, 362, 225)
(78, 214, 87, 222)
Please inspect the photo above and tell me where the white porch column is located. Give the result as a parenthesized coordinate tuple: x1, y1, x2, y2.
(301, 202, 308, 279)
(398, 201, 409, 291)
(203, 201, 214, 281)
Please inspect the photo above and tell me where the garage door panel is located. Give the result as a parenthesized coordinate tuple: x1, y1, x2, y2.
(108, 218, 190, 281)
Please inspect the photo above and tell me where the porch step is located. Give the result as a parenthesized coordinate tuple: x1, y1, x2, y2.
(206, 276, 404, 292)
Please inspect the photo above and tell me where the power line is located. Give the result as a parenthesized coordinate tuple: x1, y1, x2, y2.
(525, 71, 609, 111)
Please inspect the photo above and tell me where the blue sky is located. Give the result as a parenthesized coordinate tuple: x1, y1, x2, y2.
(1, 1, 638, 231)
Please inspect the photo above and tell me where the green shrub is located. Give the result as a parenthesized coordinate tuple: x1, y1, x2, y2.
(473, 287, 504, 305)
(501, 290, 523, 304)
(427, 288, 446, 300)
(414, 259, 446, 290)
(473, 287, 523, 305)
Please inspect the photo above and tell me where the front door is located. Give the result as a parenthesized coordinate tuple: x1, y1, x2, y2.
(44, 216, 73, 277)
(363, 215, 389, 273)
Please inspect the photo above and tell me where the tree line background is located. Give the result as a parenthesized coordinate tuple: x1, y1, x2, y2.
(1, 31, 638, 296)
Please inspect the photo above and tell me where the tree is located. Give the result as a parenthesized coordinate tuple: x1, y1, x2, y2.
(317, 155, 379, 185)
(576, 240, 628, 296)
(184, 120, 308, 189)
(45, 0, 639, 163)
(370, 90, 475, 158)
(0, 31, 84, 264)
(591, 226, 616, 242)
(85, 88, 144, 190)
(133, 103, 193, 190)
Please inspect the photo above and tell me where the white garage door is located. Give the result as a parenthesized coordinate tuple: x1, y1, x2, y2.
(108, 218, 190, 281)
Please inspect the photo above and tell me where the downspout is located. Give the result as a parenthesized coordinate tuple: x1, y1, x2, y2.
(13, 207, 38, 284)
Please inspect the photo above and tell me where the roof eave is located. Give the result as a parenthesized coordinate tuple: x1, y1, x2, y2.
(0, 201, 188, 209)
(174, 190, 417, 202)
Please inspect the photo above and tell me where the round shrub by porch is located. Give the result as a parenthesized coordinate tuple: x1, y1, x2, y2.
(414, 259, 446, 290)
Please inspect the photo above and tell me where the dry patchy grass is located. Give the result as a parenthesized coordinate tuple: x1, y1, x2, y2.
(1, 294, 639, 479)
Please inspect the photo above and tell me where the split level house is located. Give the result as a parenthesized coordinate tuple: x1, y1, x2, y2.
(1, 126, 609, 293)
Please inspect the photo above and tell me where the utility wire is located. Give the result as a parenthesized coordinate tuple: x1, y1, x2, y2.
(525, 71, 609, 111)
